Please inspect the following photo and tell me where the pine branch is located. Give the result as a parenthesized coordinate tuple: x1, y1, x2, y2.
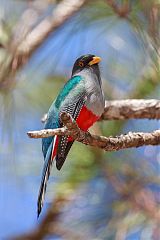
(27, 112, 160, 151)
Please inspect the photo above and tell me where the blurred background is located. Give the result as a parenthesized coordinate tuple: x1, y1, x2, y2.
(0, 0, 159, 239)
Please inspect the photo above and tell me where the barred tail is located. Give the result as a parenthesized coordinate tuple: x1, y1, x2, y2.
(37, 136, 58, 218)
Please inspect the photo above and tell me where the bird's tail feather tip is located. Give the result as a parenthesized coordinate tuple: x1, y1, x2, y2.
(56, 157, 65, 171)
(56, 164, 62, 171)
(37, 211, 40, 219)
(37, 203, 42, 219)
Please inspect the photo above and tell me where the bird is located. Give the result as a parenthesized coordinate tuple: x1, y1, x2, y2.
(37, 54, 105, 217)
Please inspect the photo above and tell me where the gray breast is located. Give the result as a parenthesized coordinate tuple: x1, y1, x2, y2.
(79, 69, 105, 116)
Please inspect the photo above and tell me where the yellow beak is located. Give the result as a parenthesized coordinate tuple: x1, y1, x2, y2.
(88, 56, 101, 66)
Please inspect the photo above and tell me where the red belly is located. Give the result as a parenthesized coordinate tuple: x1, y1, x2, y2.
(68, 106, 99, 141)
(52, 106, 100, 158)
(76, 105, 99, 131)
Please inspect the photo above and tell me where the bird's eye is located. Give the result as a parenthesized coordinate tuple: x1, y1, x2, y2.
(79, 61, 84, 67)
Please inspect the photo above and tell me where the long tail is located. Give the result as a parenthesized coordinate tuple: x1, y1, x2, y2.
(37, 136, 58, 218)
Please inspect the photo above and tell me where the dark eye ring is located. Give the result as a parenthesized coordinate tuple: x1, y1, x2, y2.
(79, 61, 84, 67)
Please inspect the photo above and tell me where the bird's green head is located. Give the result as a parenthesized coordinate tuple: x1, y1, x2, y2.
(71, 54, 101, 76)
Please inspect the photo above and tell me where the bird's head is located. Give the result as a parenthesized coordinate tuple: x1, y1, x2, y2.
(71, 54, 101, 77)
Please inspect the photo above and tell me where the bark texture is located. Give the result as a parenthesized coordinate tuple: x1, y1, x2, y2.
(101, 99, 160, 120)
(28, 112, 160, 152)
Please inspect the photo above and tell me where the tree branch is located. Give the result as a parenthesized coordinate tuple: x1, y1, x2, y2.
(101, 99, 160, 120)
(0, 0, 88, 87)
(27, 112, 160, 152)
(11, 0, 50, 49)
(106, 0, 131, 18)
(12, 0, 88, 65)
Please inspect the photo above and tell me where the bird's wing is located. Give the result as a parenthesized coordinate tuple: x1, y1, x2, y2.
(56, 95, 86, 170)
(42, 103, 59, 159)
